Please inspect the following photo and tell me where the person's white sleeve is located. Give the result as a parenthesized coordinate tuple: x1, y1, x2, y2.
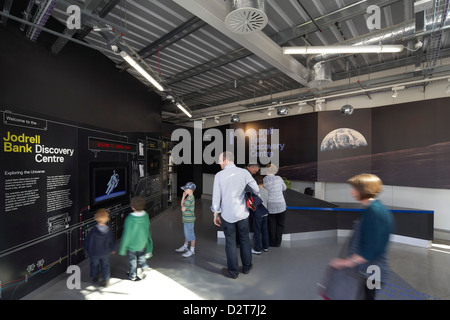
(281, 177, 287, 191)
(211, 175, 222, 213)
(247, 173, 259, 194)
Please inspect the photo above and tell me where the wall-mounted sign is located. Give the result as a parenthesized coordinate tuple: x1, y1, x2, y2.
(3, 111, 48, 130)
(88, 137, 136, 154)
(146, 138, 160, 150)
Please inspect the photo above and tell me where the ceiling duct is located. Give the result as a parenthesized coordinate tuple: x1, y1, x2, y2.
(307, 12, 450, 88)
(225, 0, 268, 34)
(308, 61, 332, 88)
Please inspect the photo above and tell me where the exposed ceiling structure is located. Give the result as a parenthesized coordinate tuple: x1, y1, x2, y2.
(1, 0, 450, 126)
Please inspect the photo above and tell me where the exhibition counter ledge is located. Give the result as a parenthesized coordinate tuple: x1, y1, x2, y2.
(283, 189, 433, 248)
(216, 189, 433, 248)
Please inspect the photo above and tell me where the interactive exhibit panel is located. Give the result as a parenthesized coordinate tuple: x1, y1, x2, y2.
(0, 110, 175, 300)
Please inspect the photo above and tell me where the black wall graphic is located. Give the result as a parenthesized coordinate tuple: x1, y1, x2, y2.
(222, 97, 450, 188)
(0, 109, 170, 300)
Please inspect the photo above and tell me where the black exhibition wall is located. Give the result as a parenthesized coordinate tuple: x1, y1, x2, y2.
(0, 108, 171, 300)
(0, 24, 169, 299)
(0, 26, 161, 133)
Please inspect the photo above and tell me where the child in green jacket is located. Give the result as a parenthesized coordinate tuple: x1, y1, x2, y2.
(119, 196, 153, 281)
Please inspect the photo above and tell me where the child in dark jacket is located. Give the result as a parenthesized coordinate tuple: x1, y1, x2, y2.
(84, 208, 116, 287)
(251, 176, 269, 255)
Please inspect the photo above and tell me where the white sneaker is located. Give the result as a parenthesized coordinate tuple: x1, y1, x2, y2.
(175, 245, 188, 253)
(251, 249, 261, 255)
(182, 249, 195, 257)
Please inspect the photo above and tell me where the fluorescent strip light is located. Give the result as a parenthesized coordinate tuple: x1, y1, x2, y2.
(176, 103, 192, 118)
(282, 45, 404, 55)
(120, 51, 164, 92)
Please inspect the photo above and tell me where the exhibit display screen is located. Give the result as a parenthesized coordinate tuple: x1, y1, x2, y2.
(90, 162, 129, 207)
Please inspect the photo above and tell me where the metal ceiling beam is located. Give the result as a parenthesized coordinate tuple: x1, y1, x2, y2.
(180, 68, 285, 106)
(273, 0, 403, 45)
(181, 47, 450, 112)
(117, 16, 207, 71)
(1, 0, 13, 25)
(295, 0, 322, 33)
(75, 0, 122, 40)
(165, 0, 401, 86)
(173, 0, 310, 86)
(51, 0, 105, 54)
(0, 10, 104, 51)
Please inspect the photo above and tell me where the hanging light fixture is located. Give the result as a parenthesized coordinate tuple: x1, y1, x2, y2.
(282, 45, 405, 55)
(230, 114, 240, 123)
(120, 51, 164, 92)
(391, 85, 405, 98)
(315, 99, 325, 112)
(176, 103, 192, 118)
(340, 104, 354, 115)
(277, 106, 289, 115)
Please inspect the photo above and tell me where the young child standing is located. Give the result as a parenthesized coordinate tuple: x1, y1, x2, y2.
(252, 175, 269, 255)
(84, 208, 115, 287)
(119, 196, 153, 281)
(175, 182, 196, 257)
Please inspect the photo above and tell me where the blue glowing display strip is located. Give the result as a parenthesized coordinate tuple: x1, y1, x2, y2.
(286, 206, 434, 214)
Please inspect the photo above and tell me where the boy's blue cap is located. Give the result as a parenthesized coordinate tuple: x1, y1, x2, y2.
(181, 182, 196, 191)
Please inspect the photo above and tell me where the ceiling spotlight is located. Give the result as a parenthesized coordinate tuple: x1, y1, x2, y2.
(315, 99, 325, 112)
(392, 85, 405, 98)
(277, 106, 289, 115)
(340, 104, 354, 115)
(202, 118, 207, 124)
(267, 107, 275, 116)
(214, 116, 220, 124)
(230, 114, 240, 123)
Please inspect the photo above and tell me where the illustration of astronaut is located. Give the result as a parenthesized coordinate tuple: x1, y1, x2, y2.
(105, 170, 119, 195)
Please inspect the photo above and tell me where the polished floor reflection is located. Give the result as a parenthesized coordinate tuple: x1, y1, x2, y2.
(23, 199, 450, 300)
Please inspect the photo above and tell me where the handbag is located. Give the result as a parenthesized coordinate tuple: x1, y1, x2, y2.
(317, 230, 366, 300)
(317, 265, 366, 300)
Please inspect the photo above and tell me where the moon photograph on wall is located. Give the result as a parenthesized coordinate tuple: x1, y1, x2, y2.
(320, 128, 368, 152)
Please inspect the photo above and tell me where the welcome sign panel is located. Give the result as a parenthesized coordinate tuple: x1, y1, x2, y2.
(0, 111, 78, 251)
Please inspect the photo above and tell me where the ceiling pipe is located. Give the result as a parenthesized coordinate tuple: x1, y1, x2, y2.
(190, 74, 450, 122)
(306, 13, 450, 87)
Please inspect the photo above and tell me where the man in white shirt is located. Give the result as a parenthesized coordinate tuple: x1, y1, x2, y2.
(212, 151, 259, 279)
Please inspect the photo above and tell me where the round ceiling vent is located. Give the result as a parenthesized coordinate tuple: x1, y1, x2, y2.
(225, 0, 268, 34)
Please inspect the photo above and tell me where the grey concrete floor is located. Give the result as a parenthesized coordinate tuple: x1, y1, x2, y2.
(23, 199, 450, 300)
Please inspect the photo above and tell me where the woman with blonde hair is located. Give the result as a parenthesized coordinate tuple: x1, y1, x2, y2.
(329, 173, 394, 300)
(263, 163, 287, 247)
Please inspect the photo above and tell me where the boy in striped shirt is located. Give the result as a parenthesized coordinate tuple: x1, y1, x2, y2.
(175, 182, 196, 257)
